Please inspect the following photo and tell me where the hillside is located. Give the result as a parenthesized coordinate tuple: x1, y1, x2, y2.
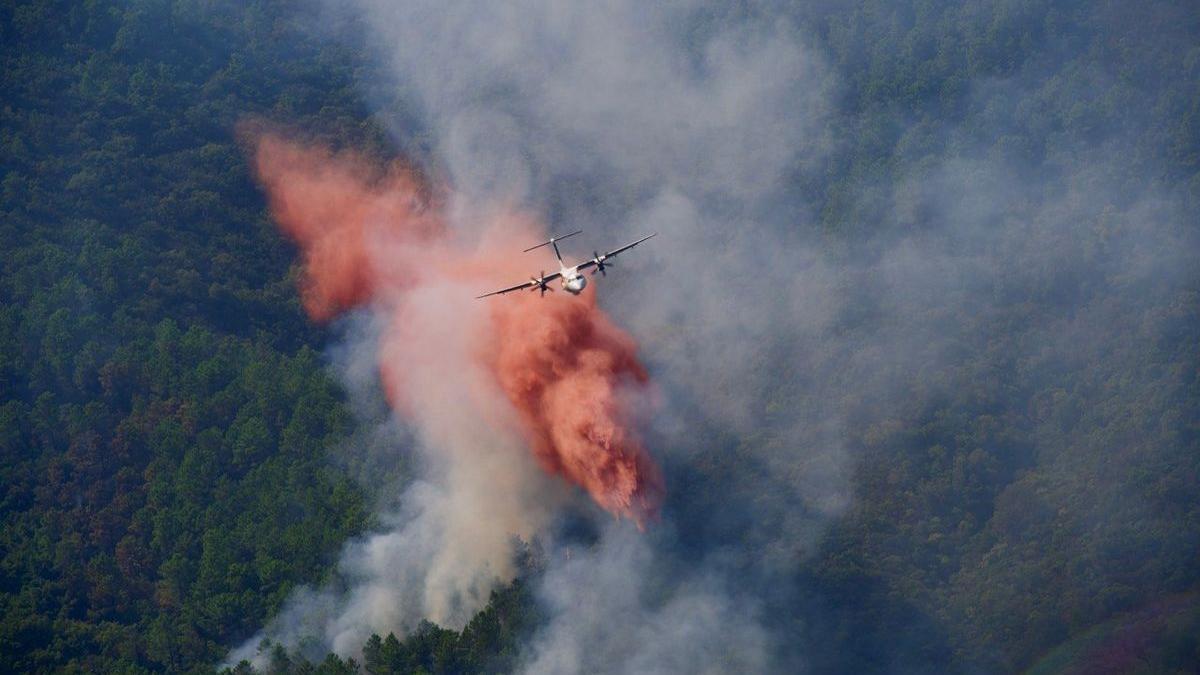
(2, 1, 1197, 673)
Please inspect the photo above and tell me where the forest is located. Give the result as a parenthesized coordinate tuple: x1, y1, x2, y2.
(1, 0, 1197, 673)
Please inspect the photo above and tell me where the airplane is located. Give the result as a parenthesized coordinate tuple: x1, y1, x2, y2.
(476, 230, 657, 299)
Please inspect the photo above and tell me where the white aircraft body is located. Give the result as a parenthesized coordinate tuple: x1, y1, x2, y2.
(476, 230, 657, 299)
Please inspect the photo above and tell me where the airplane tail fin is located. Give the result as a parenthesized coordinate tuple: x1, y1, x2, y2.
(523, 229, 582, 264)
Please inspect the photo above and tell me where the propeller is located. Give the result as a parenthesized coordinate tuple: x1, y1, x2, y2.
(591, 251, 612, 276)
(529, 271, 553, 296)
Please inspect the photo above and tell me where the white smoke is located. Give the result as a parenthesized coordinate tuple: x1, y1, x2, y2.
(225, 1, 845, 670)
(345, 1, 835, 435)
(227, 281, 569, 666)
(231, 0, 1200, 670)
(521, 525, 770, 675)
(293, 2, 846, 673)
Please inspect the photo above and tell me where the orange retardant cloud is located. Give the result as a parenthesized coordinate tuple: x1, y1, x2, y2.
(249, 131, 444, 320)
(246, 129, 663, 524)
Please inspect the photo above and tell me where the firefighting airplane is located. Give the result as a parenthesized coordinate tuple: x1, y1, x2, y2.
(476, 230, 657, 299)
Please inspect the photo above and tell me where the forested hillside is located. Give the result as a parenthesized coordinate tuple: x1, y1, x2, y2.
(0, 1, 385, 671)
(776, 2, 1200, 672)
(2, 0, 1198, 674)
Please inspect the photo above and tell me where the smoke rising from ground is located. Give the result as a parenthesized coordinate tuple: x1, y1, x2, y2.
(310, 4, 845, 670)
(232, 0, 1199, 671)
(226, 131, 663, 665)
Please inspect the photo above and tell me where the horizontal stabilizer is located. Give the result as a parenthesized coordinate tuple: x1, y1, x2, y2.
(523, 230, 582, 252)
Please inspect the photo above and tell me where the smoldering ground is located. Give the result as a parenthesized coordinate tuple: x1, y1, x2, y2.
(230, 1, 1198, 672)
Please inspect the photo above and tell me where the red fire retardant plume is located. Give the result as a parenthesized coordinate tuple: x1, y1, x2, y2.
(247, 129, 663, 524)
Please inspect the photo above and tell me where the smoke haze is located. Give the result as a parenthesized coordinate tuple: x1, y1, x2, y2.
(231, 1, 1199, 672)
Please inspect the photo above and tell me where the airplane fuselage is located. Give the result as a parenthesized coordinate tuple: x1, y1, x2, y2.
(561, 268, 587, 294)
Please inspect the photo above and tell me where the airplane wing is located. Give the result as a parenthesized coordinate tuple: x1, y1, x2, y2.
(576, 233, 657, 272)
(475, 271, 562, 299)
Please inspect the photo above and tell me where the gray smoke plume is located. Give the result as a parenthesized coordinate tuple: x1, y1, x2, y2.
(227, 2, 842, 670)
(231, 0, 1198, 671)
(227, 285, 569, 666)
